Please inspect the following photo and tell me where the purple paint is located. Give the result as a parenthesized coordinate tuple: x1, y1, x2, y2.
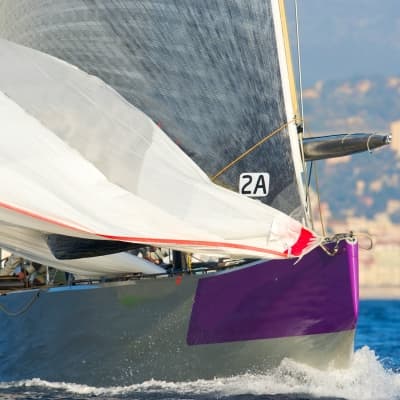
(347, 240, 359, 318)
(187, 241, 358, 345)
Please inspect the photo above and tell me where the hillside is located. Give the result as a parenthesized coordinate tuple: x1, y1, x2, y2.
(302, 76, 400, 223)
(287, 2, 400, 286)
(303, 76, 400, 132)
(314, 148, 399, 222)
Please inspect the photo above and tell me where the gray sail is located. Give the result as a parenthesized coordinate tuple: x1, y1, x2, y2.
(0, 0, 306, 220)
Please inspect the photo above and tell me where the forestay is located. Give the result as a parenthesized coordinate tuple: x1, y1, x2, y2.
(0, 39, 318, 275)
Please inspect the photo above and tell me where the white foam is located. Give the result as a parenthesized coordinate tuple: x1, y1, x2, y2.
(1, 347, 399, 400)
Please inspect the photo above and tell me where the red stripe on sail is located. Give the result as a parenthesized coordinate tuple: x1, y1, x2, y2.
(0, 200, 89, 233)
(0, 200, 293, 258)
(284, 227, 316, 257)
(97, 233, 289, 258)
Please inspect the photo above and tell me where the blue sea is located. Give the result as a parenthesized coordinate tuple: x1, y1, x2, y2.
(0, 300, 399, 400)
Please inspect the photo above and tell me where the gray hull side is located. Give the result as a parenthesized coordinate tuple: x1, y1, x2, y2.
(0, 275, 354, 385)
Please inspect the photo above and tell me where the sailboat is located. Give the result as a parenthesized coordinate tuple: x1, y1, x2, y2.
(0, 0, 391, 385)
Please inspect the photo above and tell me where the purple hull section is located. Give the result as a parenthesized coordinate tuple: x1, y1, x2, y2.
(187, 240, 359, 345)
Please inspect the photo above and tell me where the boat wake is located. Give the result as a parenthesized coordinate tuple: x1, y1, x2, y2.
(0, 347, 399, 400)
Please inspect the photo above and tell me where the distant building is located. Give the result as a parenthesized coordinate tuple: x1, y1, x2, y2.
(390, 120, 400, 155)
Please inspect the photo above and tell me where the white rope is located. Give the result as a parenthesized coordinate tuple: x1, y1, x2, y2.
(366, 133, 378, 153)
(340, 133, 353, 144)
(339, 132, 384, 153)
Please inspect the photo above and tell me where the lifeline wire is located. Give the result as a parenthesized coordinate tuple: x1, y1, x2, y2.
(0, 290, 40, 317)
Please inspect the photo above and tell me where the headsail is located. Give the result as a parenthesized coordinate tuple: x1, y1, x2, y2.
(0, 38, 318, 270)
(0, 224, 165, 277)
(0, 0, 307, 222)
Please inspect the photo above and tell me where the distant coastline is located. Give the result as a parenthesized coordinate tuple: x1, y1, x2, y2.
(360, 286, 400, 299)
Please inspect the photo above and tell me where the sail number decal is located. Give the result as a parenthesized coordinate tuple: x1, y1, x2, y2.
(239, 173, 270, 197)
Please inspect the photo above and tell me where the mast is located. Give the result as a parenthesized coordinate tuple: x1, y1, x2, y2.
(272, 0, 309, 224)
(277, 0, 300, 122)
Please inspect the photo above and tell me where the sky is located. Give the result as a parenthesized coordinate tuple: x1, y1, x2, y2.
(287, 0, 400, 87)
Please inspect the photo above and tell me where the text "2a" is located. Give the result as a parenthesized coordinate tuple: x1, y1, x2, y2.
(239, 173, 270, 197)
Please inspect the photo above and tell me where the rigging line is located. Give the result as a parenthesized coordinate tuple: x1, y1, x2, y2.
(319, 231, 372, 256)
(211, 119, 296, 181)
(294, 0, 305, 129)
(313, 163, 326, 237)
(294, 0, 312, 220)
(293, 0, 305, 166)
(366, 133, 379, 153)
(353, 231, 374, 250)
(302, 128, 325, 236)
(0, 290, 40, 317)
(305, 161, 315, 230)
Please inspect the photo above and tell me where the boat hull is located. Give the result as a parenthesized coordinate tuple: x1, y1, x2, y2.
(0, 240, 358, 385)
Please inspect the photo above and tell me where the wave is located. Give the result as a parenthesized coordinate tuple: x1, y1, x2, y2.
(0, 347, 399, 400)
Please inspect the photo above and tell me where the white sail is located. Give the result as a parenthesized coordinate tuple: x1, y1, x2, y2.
(0, 224, 164, 277)
(0, 38, 318, 273)
(0, 0, 308, 221)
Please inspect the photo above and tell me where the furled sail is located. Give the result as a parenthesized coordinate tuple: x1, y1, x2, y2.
(0, 0, 307, 221)
(0, 224, 164, 277)
(0, 38, 318, 275)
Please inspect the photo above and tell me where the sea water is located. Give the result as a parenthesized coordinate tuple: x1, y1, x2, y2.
(0, 300, 399, 400)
